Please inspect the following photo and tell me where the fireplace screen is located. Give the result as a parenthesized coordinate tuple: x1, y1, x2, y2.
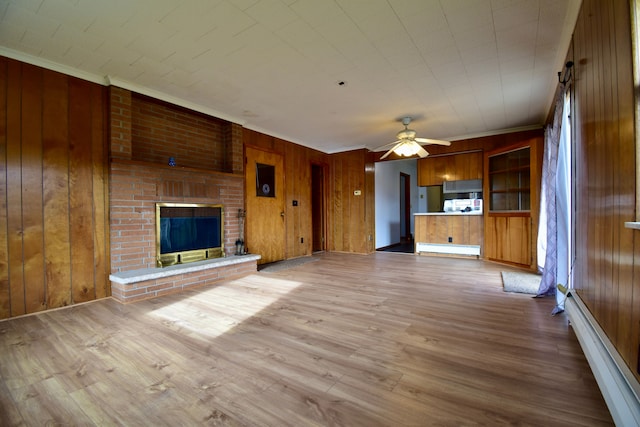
(156, 203, 224, 267)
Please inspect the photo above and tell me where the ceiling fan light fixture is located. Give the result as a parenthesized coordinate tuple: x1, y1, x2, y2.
(375, 116, 449, 159)
(393, 141, 421, 157)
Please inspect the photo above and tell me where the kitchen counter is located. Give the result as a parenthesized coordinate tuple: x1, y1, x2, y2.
(414, 213, 483, 257)
(415, 211, 483, 216)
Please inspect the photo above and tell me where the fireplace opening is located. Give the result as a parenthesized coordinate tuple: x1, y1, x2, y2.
(156, 203, 224, 267)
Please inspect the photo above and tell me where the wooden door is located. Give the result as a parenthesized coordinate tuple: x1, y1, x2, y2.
(484, 140, 540, 269)
(245, 147, 285, 264)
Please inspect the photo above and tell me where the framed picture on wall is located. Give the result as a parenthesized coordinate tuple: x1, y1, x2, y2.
(256, 163, 275, 197)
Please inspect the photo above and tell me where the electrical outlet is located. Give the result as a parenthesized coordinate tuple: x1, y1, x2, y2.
(448, 237, 453, 243)
(300, 237, 303, 243)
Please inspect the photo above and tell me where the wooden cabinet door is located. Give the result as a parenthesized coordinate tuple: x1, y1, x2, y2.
(463, 151, 483, 180)
(417, 158, 436, 186)
(451, 151, 482, 181)
(418, 151, 482, 186)
(418, 156, 449, 186)
(484, 215, 532, 267)
(448, 215, 483, 247)
(484, 138, 541, 269)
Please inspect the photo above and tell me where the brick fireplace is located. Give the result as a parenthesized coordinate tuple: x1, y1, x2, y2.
(108, 87, 258, 303)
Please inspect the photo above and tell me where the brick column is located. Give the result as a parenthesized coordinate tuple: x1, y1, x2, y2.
(109, 86, 132, 160)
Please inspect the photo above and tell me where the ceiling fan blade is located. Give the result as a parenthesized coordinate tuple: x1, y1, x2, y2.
(373, 140, 401, 151)
(414, 137, 451, 146)
(416, 146, 429, 158)
(380, 147, 396, 159)
(380, 141, 405, 159)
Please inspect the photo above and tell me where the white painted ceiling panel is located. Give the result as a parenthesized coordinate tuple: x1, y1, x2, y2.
(0, 0, 580, 154)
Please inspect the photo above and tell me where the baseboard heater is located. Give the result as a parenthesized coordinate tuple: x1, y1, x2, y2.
(566, 292, 640, 425)
(415, 242, 481, 257)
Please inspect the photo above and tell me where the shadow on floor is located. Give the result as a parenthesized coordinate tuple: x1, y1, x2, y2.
(377, 241, 414, 254)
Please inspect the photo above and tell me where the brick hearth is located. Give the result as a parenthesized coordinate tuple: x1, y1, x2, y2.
(109, 255, 260, 303)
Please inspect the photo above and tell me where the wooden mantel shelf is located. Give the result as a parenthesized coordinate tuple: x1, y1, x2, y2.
(109, 158, 243, 178)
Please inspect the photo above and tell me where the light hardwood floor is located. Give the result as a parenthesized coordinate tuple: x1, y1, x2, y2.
(0, 253, 613, 426)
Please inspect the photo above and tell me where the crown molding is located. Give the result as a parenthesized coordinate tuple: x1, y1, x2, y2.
(0, 46, 108, 85)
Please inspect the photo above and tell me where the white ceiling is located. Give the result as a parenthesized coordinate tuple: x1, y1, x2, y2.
(0, 0, 580, 154)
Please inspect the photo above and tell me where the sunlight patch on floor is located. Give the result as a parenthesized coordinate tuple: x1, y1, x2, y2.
(147, 274, 303, 339)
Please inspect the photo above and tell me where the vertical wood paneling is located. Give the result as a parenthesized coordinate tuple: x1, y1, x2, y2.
(365, 159, 375, 252)
(613, 0, 637, 364)
(0, 57, 109, 319)
(414, 215, 482, 248)
(42, 71, 71, 309)
(243, 128, 336, 259)
(572, 0, 638, 381)
(331, 156, 343, 251)
(6, 59, 25, 317)
(602, 0, 616, 340)
(91, 84, 109, 299)
(573, 1, 592, 306)
(68, 79, 96, 303)
(21, 64, 45, 314)
(0, 57, 8, 318)
(329, 150, 371, 254)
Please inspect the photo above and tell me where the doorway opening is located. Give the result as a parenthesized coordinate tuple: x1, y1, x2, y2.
(311, 164, 326, 253)
(400, 172, 412, 243)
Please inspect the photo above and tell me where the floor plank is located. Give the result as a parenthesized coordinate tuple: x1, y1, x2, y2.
(0, 252, 613, 426)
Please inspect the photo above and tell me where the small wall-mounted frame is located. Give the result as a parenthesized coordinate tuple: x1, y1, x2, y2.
(256, 163, 275, 197)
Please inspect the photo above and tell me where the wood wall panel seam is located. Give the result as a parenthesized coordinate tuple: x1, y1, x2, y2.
(1, 58, 109, 319)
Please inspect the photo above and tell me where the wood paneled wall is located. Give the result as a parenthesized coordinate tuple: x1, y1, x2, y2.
(243, 129, 334, 258)
(0, 57, 109, 319)
(406, 128, 543, 157)
(330, 149, 375, 254)
(571, 0, 639, 381)
(243, 131, 375, 257)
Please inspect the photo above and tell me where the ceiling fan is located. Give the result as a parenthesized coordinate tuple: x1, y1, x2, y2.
(375, 117, 451, 159)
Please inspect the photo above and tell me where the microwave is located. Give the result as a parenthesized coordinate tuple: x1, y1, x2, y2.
(443, 199, 483, 213)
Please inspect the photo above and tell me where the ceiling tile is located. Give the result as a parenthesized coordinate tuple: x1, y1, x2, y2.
(0, 0, 578, 153)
